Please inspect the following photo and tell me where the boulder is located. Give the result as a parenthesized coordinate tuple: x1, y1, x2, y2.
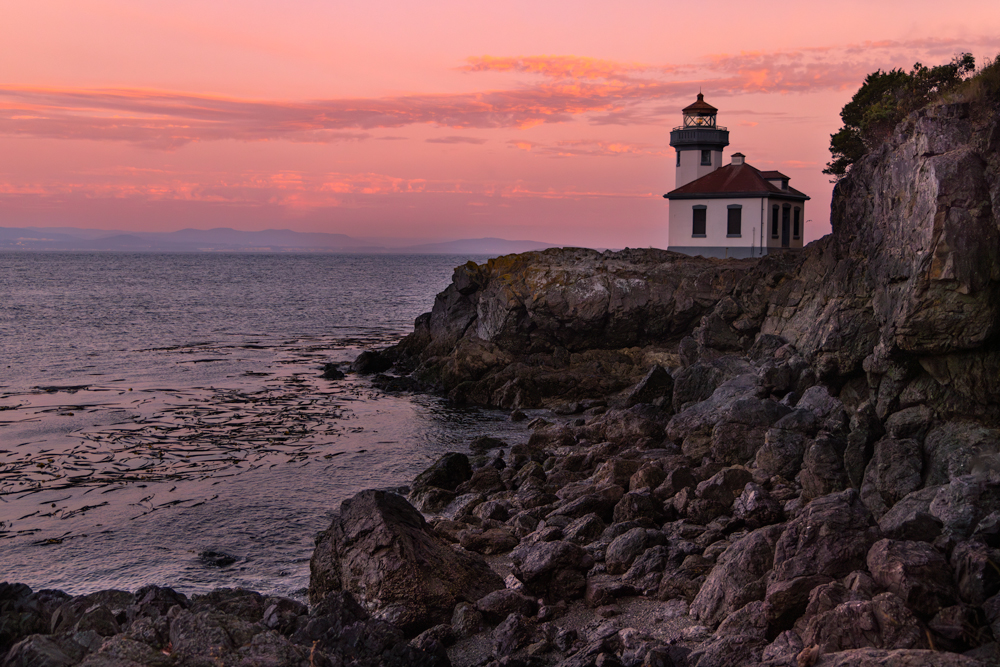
(922, 422, 1000, 487)
(950, 540, 1000, 606)
(411, 452, 473, 493)
(755, 427, 808, 480)
(351, 350, 393, 374)
(605, 527, 650, 575)
(291, 591, 448, 666)
(690, 524, 785, 627)
(804, 648, 986, 666)
(799, 592, 927, 653)
(696, 467, 753, 505)
(859, 437, 923, 518)
(710, 398, 791, 465)
(511, 540, 592, 600)
(930, 476, 1000, 538)
(612, 490, 662, 525)
(562, 513, 606, 545)
(474, 590, 538, 624)
(867, 539, 958, 617)
(766, 490, 881, 629)
(733, 483, 784, 529)
(309, 490, 503, 632)
(877, 486, 944, 542)
(625, 365, 674, 407)
(799, 433, 850, 502)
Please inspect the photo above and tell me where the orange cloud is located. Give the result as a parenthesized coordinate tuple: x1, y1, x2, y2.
(462, 55, 659, 81)
(2, 37, 996, 148)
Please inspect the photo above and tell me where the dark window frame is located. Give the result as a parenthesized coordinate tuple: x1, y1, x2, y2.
(793, 208, 801, 239)
(771, 205, 779, 238)
(700, 150, 712, 166)
(692, 205, 707, 237)
(676, 151, 681, 167)
(726, 204, 742, 237)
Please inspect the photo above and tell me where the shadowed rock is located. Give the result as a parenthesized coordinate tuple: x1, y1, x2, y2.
(309, 489, 503, 633)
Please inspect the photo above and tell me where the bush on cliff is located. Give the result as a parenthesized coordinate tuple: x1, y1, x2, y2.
(824, 52, 975, 177)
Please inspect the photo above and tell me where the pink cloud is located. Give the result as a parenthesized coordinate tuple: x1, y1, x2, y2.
(508, 138, 665, 157)
(2, 37, 996, 149)
(425, 135, 488, 144)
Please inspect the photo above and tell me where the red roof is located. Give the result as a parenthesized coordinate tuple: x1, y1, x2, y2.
(683, 93, 717, 115)
(760, 170, 790, 180)
(665, 162, 809, 200)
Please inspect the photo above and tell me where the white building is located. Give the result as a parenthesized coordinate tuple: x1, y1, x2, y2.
(664, 94, 809, 258)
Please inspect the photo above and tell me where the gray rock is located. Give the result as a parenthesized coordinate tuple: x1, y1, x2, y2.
(733, 483, 784, 529)
(766, 490, 880, 630)
(690, 524, 785, 627)
(696, 467, 752, 504)
(309, 490, 503, 632)
(800, 433, 850, 502)
(859, 437, 923, 518)
(800, 592, 927, 653)
(930, 476, 1000, 538)
(877, 486, 944, 542)
(867, 538, 958, 617)
(754, 427, 808, 480)
(710, 398, 791, 465)
(512, 540, 592, 600)
(411, 452, 473, 494)
(563, 513, 607, 545)
(951, 540, 1000, 606)
(923, 422, 1000, 487)
(625, 365, 674, 407)
(475, 590, 538, 624)
(605, 527, 650, 575)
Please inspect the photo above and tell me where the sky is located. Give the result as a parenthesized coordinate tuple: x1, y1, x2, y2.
(2, 1, 999, 248)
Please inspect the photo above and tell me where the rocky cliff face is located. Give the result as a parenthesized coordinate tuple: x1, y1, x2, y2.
(383, 99, 1000, 425)
(385, 248, 755, 408)
(743, 101, 1000, 422)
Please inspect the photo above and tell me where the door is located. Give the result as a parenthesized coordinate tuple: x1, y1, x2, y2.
(781, 206, 790, 247)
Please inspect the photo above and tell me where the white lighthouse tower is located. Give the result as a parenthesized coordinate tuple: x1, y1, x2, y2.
(669, 93, 730, 188)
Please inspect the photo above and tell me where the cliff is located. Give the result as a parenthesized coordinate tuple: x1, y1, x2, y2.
(383, 99, 1000, 427)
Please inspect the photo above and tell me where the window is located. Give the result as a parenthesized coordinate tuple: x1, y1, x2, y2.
(793, 208, 801, 239)
(771, 205, 779, 238)
(676, 152, 681, 167)
(701, 150, 712, 166)
(692, 206, 706, 236)
(727, 205, 742, 237)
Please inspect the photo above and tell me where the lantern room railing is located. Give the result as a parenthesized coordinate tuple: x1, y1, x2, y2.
(672, 125, 727, 132)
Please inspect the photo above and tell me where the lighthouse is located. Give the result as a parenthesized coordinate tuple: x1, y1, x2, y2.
(664, 93, 809, 258)
(669, 92, 730, 188)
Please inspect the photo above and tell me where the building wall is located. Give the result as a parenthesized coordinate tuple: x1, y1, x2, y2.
(675, 148, 723, 188)
(668, 196, 767, 251)
(763, 198, 806, 249)
(668, 196, 806, 257)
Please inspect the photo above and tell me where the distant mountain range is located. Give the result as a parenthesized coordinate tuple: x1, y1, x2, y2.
(0, 226, 561, 255)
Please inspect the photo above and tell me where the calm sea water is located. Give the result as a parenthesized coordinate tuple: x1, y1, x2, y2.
(0, 252, 524, 599)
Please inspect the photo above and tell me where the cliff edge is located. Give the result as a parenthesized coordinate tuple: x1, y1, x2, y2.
(381, 98, 1000, 427)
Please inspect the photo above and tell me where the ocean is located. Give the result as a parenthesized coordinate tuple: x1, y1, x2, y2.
(0, 252, 523, 599)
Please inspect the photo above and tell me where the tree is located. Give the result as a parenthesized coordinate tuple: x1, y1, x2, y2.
(824, 53, 975, 178)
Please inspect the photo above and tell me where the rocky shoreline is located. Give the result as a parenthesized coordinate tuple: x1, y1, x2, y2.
(4, 96, 1000, 666)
